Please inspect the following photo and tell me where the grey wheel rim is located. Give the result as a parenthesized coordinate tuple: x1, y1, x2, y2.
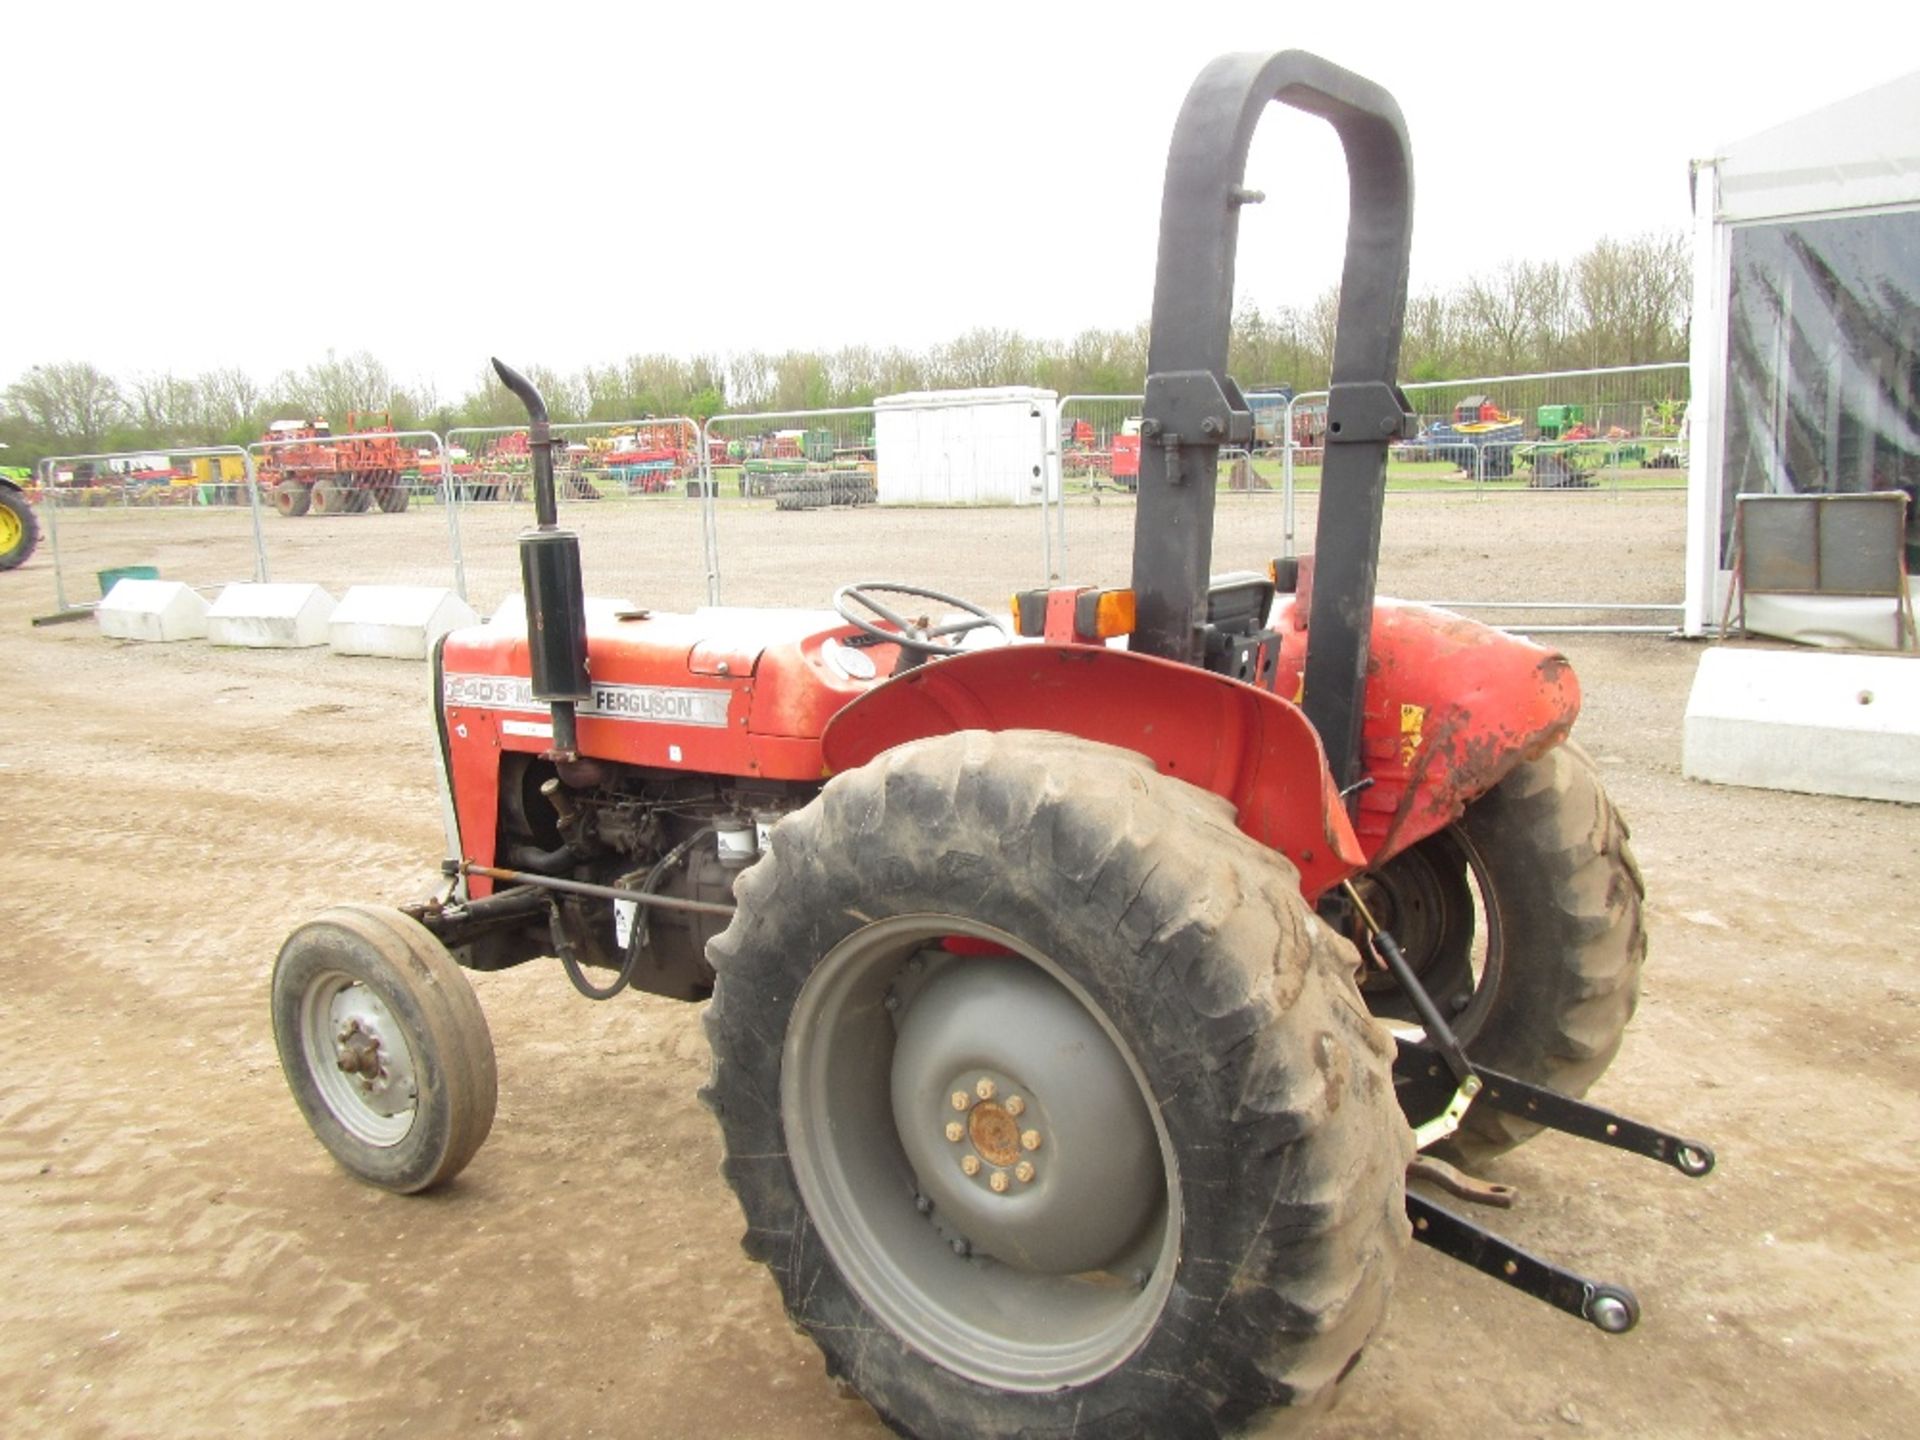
(300, 970, 420, 1147)
(780, 914, 1180, 1391)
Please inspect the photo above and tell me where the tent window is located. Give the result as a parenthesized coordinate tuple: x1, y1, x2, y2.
(1721, 209, 1920, 566)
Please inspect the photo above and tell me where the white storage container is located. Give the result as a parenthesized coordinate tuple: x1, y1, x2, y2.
(873, 387, 1060, 506)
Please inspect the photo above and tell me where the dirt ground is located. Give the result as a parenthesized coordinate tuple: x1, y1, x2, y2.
(2, 496, 1914, 1439)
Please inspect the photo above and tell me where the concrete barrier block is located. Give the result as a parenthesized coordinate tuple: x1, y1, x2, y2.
(95, 579, 209, 642)
(1683, 646, 1920, 803)
(330, 585, 479, 661)
(207, 583, 336, 648)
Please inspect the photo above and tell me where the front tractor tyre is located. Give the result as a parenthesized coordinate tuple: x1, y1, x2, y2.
(703, 731, 1411, 1438)
(271, 904, 497, 1193)
(0, 485, 40, 571)
(1359, 742, 1645, 1166)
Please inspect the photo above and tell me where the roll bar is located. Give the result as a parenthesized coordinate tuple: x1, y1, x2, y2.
(1128, 49, 1415, 793)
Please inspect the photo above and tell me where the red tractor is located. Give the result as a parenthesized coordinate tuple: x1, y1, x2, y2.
(271, 49, 1710, 1439)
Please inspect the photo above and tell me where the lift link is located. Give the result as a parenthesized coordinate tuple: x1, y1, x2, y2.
(1470, 1064, 1716, 1178)
(1408, 1194, 1641, 1335)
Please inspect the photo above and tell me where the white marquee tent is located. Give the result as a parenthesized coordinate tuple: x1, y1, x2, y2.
(1683, 71, 1920, 635)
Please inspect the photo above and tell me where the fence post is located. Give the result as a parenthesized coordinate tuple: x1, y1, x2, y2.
(242, 451, 270, 583)
(39, 459, 70, 613)
(430, 433, 466, 600)
(700, 420, 721, 605)
(1281, 395, 1297, 559)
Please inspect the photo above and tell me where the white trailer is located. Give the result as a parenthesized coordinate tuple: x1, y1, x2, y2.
(873, 387, 1060, 506)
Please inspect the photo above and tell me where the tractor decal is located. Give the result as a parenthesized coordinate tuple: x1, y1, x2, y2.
(443, 672, 731, 728)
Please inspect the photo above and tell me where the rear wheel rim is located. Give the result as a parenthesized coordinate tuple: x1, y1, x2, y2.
(1356, 827, 1505, 1045)
(781, 914, 1180, 1391)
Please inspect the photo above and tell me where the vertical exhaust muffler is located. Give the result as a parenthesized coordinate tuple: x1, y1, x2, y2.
(492, 357, 590, 762)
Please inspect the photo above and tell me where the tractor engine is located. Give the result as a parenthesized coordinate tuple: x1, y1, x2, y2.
(480, 752, 812, 1000)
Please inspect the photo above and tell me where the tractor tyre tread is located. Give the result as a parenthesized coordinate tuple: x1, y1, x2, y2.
(1445, 741, 1645, 1165)
(0, 484, 41, 570)
(272, 481, 312, 518)
(702, 730, 1410, 1438)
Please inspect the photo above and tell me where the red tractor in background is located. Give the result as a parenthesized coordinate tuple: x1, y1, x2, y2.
(260, 411, 413, 516)
(271, 49, 1711, 1439)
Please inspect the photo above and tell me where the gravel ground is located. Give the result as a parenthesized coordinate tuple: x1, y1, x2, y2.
(1, 494, 1912, 1439)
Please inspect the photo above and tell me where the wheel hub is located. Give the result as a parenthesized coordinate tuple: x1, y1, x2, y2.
(312, 981, 419, 1129)
(890, 959, 1160, 1275)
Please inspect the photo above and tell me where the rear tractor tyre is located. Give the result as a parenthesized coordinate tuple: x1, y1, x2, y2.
(0, 485, 41, 570)
(271, 904, 497, 1193)
(310, 479, 351, 516)
(703, 730, 1410, 1438)
(1359, 742, 1644, 1167)
(272, 480, 311, 517)
(374, 482, 409, 513)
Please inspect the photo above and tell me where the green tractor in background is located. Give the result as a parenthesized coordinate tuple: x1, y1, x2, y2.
(1, 446, 40, 571)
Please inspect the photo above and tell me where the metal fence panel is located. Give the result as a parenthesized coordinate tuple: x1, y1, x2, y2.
(247, 428, 465, 602)
(33, 446, 265, 615)
(700, 403, 1054, 614)
(447, 419, 707, 615)
(1060, 365, 1691, 633)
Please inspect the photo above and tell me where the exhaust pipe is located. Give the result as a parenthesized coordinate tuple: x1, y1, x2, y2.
(492, 357, 590, 762)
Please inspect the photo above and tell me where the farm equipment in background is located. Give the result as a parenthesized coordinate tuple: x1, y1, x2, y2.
(1111, 418, 1143, 489)
(1061, 418, 1113, 481)
(272, 48, 1713, 1440)
(1247, 385, 1294, 450)
(770, 463, 878, 510)
(0, 451, 37, 570)
(1647, 400, 1691, 469)
(1519, 403, 1602, 488)
(411, 447, 479, 496)
(260, 412, 413, 516)
(1519, 405, 1650, 488)
(1418, 394, 1524, 477)
(586, 424, 701, 494)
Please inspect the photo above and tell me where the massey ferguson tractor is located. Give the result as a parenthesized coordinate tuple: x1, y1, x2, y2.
(271, 49, 1712, 1438)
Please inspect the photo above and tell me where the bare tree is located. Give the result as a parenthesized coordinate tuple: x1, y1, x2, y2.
(3, 362, 127, 451)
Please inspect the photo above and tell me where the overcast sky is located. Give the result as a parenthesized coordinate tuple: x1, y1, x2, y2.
(9, 0, 1916, 399)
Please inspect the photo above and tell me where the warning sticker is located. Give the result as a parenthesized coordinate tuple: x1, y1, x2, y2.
(1399, 702, 1427, 765)
(443, 672, 731, 729)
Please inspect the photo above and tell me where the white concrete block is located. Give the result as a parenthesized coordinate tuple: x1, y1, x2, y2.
(207, 583, 336, 648)
(489, 594, 635, 629)
(330, 585, 479, 661)
(95, 579, 209, 642)
(1683, 646, 1920, 803)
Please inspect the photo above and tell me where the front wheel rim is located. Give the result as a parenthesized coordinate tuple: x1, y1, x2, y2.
(300, 970, 420, 1147)
(780, 914, 1180, 1391)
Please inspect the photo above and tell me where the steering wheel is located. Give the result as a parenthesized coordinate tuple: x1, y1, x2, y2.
(833, 582, 1006, 658)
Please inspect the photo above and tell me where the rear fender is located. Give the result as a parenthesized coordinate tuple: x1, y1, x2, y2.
(820, 646, 1365, 901)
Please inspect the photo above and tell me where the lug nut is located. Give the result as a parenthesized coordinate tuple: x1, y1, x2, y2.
(989, 1170, 1009, 1193)
(975, 1078, 996, 1101)
(1004, 1095, 1025, 1117)
(944, 1121, 964, 1143)
(1015, 1161, 1035, 1184)
(961, 1154, 981, 1177)
(950, 1091, 970, 1112)
(1020, 1129, 1042, 1152)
